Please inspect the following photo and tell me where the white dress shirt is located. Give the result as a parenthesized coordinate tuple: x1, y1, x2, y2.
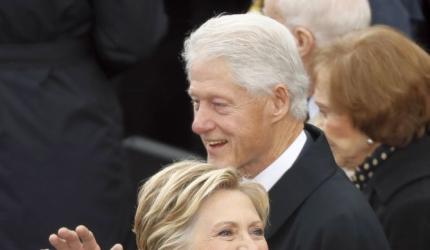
(253, 130, 307, 191)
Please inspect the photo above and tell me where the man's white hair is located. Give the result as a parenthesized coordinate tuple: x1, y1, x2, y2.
(276, 0, 371, 46)
(182, 13, 309, 121)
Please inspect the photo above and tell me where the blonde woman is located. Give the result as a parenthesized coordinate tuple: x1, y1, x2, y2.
(49, 160, 269, 250)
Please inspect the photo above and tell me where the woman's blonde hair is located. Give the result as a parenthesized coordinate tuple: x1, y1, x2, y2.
(133, 160, 269, 250)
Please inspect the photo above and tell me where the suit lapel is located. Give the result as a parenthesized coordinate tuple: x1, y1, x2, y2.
(266, 124, 338, 238)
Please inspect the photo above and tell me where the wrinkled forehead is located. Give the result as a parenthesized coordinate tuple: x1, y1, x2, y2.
(186, 56, 233, 77)
(187, 78, 250, 101)
(187, 58, 242, 91)
(186, 57, 271, 101)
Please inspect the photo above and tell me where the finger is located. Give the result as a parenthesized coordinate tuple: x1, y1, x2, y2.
(49, 234, 69, 250)
(57, 227, 83, 250)
(110, 243, 123, 250)
(76, 225, 100, 250)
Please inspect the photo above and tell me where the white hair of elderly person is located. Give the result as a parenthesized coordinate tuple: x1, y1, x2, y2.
(183, 12, 310, 123)
(263, 0, 371, 120)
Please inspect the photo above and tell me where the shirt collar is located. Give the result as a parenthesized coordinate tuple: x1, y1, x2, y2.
(253, 130, 307, 191)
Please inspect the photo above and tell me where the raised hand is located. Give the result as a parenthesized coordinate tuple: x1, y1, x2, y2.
(48, 225, 123, 250)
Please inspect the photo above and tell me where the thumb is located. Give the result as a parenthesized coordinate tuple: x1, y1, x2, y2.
(110, 243, 123, 250)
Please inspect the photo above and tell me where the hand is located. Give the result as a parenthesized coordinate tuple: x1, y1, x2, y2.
(49, 225, 123, 250)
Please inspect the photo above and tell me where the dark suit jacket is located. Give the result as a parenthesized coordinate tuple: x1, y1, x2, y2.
(363, 134, 430, 250)
(267, 124, 390, 250)
(0, 1, 166, 249)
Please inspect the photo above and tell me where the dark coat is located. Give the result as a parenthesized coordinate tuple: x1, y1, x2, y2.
(0, 1, 166, 249)
(267, 124, 390, 250)
(370, 0, 430, 52)
(363, 134, 430, 250)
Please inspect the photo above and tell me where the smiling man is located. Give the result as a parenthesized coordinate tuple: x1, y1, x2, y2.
(49, 13, 390, 250)
(187, 57, 300, 180)
(182, 13, 390, 250)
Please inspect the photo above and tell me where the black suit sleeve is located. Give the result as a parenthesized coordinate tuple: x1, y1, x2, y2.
(308, 212, 389, 250)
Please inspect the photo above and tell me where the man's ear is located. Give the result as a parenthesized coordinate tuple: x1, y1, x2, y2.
(269, 84, 290, 123)
(293, 27, 316, 58)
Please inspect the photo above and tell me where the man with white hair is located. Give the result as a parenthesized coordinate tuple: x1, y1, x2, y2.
(263, 0, 371, 118)
(48, 13, 389, 250)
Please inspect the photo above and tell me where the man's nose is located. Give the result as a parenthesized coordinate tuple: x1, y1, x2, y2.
(191, 106, 215, 135)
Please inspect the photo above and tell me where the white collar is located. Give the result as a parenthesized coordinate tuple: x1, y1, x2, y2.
(253, 130, 307, 191)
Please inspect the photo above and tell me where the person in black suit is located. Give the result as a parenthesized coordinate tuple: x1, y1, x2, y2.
(0, 1, 166, 249)
(49, 13, 390, 250)
(312, 25, 430, 250)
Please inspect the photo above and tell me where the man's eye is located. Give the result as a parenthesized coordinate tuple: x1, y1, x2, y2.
(212, 102, 231, 114)
(212, 102, 226, 107)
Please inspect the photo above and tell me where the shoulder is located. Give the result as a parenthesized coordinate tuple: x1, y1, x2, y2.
(302, 169, 375, 219)
(285, 170, 390, 249)
(297, 171, 389, 248)
(379, 191, 430, 249)
(381, 177, 430, 222)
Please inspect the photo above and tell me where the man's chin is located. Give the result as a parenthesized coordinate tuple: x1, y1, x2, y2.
(207, 157, 233, 169)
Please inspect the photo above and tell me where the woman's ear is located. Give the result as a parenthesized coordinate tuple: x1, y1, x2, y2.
(293, 27, 316, 58)
(269, 84, 290, 122)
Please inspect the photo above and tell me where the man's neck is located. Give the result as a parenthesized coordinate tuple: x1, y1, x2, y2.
(269, 118, 304, 161)
(253, 129, 307, 190)
(244, 118, 304, 178)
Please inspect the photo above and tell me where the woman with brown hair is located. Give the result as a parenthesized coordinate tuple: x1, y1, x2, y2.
(312, 25, 430, 250)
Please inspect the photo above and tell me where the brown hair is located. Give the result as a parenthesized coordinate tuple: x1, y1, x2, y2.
(312, 25, 430, 146)
(133, 160, 269, 250)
